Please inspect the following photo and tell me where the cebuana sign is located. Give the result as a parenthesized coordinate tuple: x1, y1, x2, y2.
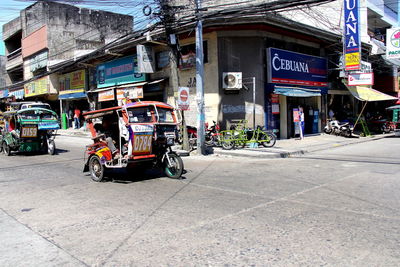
(344, 0, 361, 70)
(267, 48, 327, 87)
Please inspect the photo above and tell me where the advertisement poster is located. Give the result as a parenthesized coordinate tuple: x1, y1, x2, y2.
(98, 89, 115, 102)
(116, 86, 144, 100)
(24, 76, 49, 97)
(344, 0, 361, 70)
(59, 70, 87, 98)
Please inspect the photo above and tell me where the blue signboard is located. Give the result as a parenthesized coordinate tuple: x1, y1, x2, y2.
(96, 55, 146, 88)
(267, 48, 327, 87)
(344, 0, 361, 70)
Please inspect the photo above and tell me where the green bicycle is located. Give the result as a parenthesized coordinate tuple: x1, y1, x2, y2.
(220, 120, 277, 150)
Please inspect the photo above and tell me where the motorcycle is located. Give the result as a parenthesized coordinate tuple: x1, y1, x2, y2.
(324, 119, 353, 137)
(178, 121, 221, 149)
(205, 121, 221, 147)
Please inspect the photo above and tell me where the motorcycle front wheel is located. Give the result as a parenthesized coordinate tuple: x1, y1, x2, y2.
(164, 153, 184, 179)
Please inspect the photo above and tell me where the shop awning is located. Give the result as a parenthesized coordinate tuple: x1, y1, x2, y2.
(347, 86, 398, 102)
(273, 86, 322, 97)
(386, 104, 400, 110)
(9, 89, 24, 99)
(90, 82, 148, 93)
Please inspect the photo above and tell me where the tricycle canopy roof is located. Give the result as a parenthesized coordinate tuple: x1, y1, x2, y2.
(83, 101, 175, 119)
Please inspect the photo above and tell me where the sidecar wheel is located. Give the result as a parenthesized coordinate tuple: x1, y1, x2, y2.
(48, 140, 56, 155)
(89, 156, 105, 182)
(164, 153, 184, 179)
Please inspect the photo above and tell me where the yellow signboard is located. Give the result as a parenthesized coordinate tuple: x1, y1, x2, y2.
(59, 69, 86, 92)
(24, 76, 49, 97)
(345, 52, 361, 70)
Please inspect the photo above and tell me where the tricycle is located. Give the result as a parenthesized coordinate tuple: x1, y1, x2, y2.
(82, 101, 184, 182)
(0, 108, 59, 156)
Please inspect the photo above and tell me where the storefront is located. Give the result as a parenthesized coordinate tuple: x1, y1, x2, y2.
(92, 55, 167, 107)
(24, 75, 59, 110)
(58, 69, 90, 128)
(265, 48, 328, 139)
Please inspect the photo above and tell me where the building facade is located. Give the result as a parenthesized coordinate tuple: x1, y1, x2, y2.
(1, 0, 133, 112)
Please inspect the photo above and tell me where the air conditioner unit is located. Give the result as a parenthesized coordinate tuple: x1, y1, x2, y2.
(222, 72, 242, 90)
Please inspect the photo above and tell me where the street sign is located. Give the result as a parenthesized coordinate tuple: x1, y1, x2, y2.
(178, 87, 190, 110)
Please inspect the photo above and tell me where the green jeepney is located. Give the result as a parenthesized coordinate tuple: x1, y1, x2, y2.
(0, 108, 60, 156)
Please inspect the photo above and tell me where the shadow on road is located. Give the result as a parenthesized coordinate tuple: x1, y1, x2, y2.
(99, 168, 188, 184)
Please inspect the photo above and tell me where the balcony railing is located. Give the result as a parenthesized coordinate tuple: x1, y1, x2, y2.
(7, 48, 22, 61)
(6, 51, 23, 71)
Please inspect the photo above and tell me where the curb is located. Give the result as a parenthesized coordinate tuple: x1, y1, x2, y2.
(205, 133, 392, 159)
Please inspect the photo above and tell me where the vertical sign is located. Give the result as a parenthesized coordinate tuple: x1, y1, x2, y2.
(344, 0, 361, 71)
(386, 28, 400, 59)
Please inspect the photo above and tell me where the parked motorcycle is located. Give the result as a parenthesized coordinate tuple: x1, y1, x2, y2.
(205, 121, 221, 147)
(324, 119, 353, 137)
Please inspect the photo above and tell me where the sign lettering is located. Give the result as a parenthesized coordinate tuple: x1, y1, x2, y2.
(344, 0, 361, 70)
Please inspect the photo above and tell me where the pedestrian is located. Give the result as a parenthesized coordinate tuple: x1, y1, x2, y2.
(74, 107, 81, 129)
(299, 106, 304, 140)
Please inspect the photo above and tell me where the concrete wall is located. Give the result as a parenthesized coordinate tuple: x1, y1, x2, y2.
(19, 1, 133, 66)
(174, 32, 220, 127)
(2, 17, 22, 41)
(0, 56, 6, 89)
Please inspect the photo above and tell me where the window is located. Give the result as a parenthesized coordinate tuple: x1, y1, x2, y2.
(127, 107, 153, 123)
(157, 108, 175, 123)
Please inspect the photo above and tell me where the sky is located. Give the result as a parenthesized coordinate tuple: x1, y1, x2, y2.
(0, 0, 150, 56)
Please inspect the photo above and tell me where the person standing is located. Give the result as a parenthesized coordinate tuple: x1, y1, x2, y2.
(74, 107, 81, 129)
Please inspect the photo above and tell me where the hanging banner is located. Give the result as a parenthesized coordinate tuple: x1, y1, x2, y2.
(348, 72, 374, 86)
(98, 89, 115, 102)
(137, 45, 155, 73)
(344, 0, 361, 71)
(177, 87, 190, 110)
(386, 28, 400, 59)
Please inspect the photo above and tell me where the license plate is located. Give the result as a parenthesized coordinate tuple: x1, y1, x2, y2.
(133, 134, 152, 153)
(21, 127, 38, 138)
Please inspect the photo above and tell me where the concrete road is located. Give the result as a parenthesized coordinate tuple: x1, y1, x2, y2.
(0, 135, 399, 266)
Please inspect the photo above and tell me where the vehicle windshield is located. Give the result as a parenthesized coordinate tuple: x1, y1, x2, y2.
(157, 108, 175, 123)
(127, 107, 153, 123)
(19, 110, 57, 120)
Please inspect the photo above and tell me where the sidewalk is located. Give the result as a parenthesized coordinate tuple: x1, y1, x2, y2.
(57, 128, 395, 158)
(203, 133, 394, 158)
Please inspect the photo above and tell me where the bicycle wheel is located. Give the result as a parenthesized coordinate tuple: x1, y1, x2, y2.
(222, 140, 235, 150)
(260, 132, 276, 147)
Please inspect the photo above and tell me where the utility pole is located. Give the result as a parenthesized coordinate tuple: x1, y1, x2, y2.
(196, 0, 206, 155)
(158, 0, 189, 151)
